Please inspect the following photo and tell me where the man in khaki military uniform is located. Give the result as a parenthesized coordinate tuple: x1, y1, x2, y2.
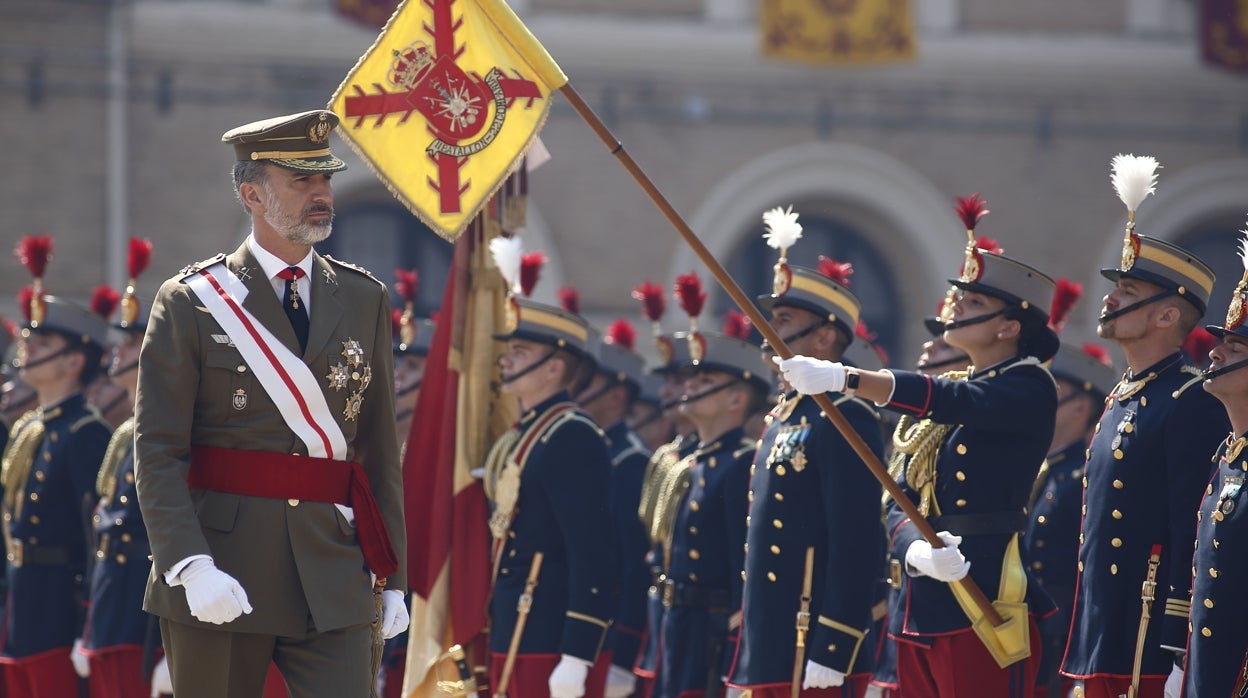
(135, 110, 408, 698)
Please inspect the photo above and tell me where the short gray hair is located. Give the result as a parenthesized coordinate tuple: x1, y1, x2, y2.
(231, 161, 269, 214)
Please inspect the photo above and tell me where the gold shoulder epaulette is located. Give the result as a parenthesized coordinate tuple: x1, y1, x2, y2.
(8, 409, 40, 440)
(97, 417, 136, 501)
(323, 255, 384, 286)
(177, 253, 226, 279)
(639, 439, 690, 534)
(2, 412, 47, 517)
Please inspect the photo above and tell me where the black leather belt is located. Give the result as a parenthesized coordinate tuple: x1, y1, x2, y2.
(930, 511, 1028, 536)
(661, 579, 730, 611)
(6, 539, 70, 568)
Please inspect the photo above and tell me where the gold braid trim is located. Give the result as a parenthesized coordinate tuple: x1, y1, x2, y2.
(482, 428, 521, 503)
(96, 417, 136, 503)
(2, 410, 45, 520)
(653, 454, 693, 570)
(889, 415, 954, 517)
(638, 438, 687, 535)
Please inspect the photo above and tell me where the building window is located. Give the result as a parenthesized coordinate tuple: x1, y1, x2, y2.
(315, 201, 453, 316)
(716, 213, 901, 364)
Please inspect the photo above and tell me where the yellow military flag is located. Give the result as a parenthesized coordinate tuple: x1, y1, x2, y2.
(329, 0, 566, 241)
(760, 0, 916, 65)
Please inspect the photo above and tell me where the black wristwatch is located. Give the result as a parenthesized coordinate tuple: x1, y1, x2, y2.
(844, 368, 860, 396)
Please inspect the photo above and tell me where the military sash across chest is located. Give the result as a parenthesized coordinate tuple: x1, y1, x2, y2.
(185, 264, 348, 459)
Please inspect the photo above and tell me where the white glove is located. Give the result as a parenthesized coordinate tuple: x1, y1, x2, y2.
(864, 685, 884, 698)
(773, 356, 846, 395)
(180, 558, 253, 624)
(726, 688, 745, 698)
(548, 654, 591, 698)
(379, 589, 409, 640)
(70, 638, 90, 678)
(150, 656, 173, 697)
(802, 660, 845, 689)
(905, 531, 971, 582)
(604, 664, 636, 698)
(1164, 663, 1184, 698)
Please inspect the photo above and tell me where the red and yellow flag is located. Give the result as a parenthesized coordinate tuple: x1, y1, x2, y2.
(329, 0, 566, 241)
(760, 0, 916, 65)
(1201, 0, 1248, 74)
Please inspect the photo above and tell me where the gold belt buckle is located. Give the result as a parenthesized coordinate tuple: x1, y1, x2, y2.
(661, 579, 675, 608)
(6, 539, 22, 568)
(889, 559, 902, 589)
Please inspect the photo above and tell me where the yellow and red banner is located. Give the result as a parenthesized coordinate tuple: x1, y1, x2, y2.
(760, 0, 916, 65)
(329, 0, 566, 241)
(1201, 0, 1248, 75)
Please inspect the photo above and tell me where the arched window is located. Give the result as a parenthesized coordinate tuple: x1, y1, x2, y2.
(315, 201, 453, 316)
(1177, 213, 1248, 325)
(716, 212, 901, 364)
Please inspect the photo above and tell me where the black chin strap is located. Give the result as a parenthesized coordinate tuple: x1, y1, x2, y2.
(679, 377, 743, 408)
(630, 403, 664, 431)
(1098, 289, 1177, 325)
(19, 344, 78, 370)
(576, 378, 619, 410)
(396, 380, 423, 398)
(500, 349, 558, 385)
(761, 321, 830, 354)
(942, 308, 1009, 331)
(109, 358, 139, 378)
(1204, 359, 1248, 382)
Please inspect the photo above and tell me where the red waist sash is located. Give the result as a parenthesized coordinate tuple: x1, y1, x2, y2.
(188, 445, 399, 580)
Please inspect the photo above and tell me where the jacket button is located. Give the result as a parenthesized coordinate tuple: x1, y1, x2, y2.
(1204, 598, 1214, 608)
(237, 365, 247, 373)
(1112, 509, 1122, 519)
(288, 499, 300, 506)
(1111, 538, 1123, 548)
(956, 444, 967, 455)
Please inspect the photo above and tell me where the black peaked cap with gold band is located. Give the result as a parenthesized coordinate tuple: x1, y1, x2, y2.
(1102, 234, 1214, 314)
(222, 110, 347, 174)
(493, 297, 596, 371)
(757, 264, 861, 347)
(1049, 343, 1118, 398)
(675, 330, 773, 394)
(950, 248, 1060, 362)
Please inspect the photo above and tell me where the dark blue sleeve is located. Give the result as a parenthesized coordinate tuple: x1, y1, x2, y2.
(720, 445, 753, 678)
(609, 450, 651, 669)
(886, 365, 1054, 433)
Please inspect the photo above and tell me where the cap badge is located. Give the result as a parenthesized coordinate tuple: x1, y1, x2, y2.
(1227, 286, 1247, 332)
(502, 297, 519, 334)
(772, 261, 792, 296)
(655, 335, 673, 366)
(687, 331, 706, 364)
(1121, 232, 1141, 272)
(308, 114, 332, 145)
(959, 248, 984, 284)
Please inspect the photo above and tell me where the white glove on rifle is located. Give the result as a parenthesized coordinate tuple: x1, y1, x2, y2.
(803, 660, 845, 689)
(180, 558, 253, 624)
(150, 656, 173, 697)
(772, 356, 846, 395)
(1163, 663, 1184, 698)
(603, 664, 636, 698)
(379, 589, 409, 640)
(905, 531, 971, 582)
(549, 654, 591, 698)
(70, 638, 90, 678)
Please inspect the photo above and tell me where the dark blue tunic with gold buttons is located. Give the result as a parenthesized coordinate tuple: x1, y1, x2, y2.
(883, 357, 1057, 641)
(604, 421, 652, 671)
(1184, 432, 1248, 698)
(1062, 352, 1228, 680)
(655, 427, 754, 698)
(488, 392, 616, 663)
(1024, 439, 1086, 695)
(729, 393, 885, 687)
(1, 393, 111, 660)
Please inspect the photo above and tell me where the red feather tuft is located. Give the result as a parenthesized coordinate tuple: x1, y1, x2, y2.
(674, 272, 706, 319)
(1082, 342, 1112, 366)
(557, 285, 580, 314)
(631, 281, 666, 322)
(817, 256, 853, 287)
(1049, 279, 1083, 331)
(91, 285, 121, 319)
(15, 234, 54, 278)
(606, 319, 637, 349)
(723, 310, 751, 340)
(855, 319, 877, 344)
(954, 194, 990, 231)
(394, 269, 419, 302)
(974, 236, 1003, 254)
(128, 237, 153, 279)
(1, 318, 16, 339)
(519, 251, 547, 297)
(1182, 327, 1218, 366)
(17, 287, 34, 322)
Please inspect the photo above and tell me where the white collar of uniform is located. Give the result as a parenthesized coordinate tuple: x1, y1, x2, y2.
(247, 232, 314, 282)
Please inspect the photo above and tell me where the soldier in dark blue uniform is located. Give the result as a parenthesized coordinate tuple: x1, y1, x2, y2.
(728, 250, 885, 698)
(577, 320, 652, 698)
(483, 294, 616, 698)
(1, 241, 113, 697)
(652, 315, 770, 698)
(1060, 210, 1228, 697)
(1025, 341, 1115, 698)
(778, 244, 1062, 698)
(1181, 232, 1248, 697)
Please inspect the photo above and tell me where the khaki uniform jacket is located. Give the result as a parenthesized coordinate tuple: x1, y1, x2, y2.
(135, 242, 405, 636)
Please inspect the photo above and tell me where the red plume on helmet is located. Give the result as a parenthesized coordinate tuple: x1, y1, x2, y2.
(954, 194, 990, 232)
(674, 272, 706, 321)
(519, 251, 547, 298)
(1183, 327, 1218, 366)
(723, 310, 751, 340)
(393, 268, 419, 348)
(558, 285, 580, 314)
(974, 236, 1003, 254)
(606, 319, 637, 350)
(1082, 342, 1112, 367)
(128, 237, 152, 280)
(1049, 278, 1083, 332)
(394, 269, 419, 304)
(91, 285, 122, 320)
(632, 280, 666, 324)
(817, 256, 853, 287)
(17, 287, 35, 323)
(15, 234, 54, 325)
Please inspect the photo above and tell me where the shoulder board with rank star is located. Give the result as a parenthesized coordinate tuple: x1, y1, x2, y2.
(177, 253, 227, 279)
(323, 255, 384, 286)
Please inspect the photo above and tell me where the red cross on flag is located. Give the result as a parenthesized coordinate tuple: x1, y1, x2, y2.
(329, 0, 566, 241)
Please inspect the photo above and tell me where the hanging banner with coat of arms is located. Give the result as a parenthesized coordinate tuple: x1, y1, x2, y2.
(329, 0, 566, 241)
(760, 0, 916, 65)
(1201, 0, 1248, 75)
